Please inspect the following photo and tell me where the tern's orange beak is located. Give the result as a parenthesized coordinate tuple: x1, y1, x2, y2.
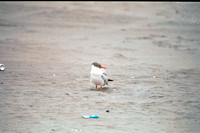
(100, 66, 106, 69)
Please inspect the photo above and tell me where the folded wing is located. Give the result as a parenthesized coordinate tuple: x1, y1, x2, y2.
(101, 73, 108, 86)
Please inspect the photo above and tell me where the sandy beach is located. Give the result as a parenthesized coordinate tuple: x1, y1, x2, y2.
(0, 2, 200, 133)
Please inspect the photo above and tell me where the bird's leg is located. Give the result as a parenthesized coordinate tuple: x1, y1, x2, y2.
(100, 86, 102, 91)
(96, 85, 97, 91)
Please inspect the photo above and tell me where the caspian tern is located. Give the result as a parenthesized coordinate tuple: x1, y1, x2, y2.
(90, 62, 113, 91)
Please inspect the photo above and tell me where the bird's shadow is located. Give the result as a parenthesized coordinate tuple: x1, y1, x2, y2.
(90, 86, 112, 93)
(90, 87, 108, 91)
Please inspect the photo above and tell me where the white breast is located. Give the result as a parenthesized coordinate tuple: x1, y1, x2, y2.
(90, 66, 104, 85)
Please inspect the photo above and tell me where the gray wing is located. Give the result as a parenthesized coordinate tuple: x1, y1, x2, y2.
(101, 73, 108, 86)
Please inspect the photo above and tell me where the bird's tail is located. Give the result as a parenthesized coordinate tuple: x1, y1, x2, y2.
(108, 79, 113, 81)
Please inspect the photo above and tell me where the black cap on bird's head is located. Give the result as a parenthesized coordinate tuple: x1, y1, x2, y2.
(92, 62, 106, 69)
(92, 62, 101, 67)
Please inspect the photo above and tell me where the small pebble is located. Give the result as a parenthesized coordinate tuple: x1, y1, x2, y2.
(52, 128, 56, 131)
(106, 109, 109, 113)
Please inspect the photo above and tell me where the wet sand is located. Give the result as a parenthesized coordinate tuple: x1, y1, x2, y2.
(0, 2, 200, 133)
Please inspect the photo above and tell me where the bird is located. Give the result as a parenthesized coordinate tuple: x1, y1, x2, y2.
(90, 62, 113, 91)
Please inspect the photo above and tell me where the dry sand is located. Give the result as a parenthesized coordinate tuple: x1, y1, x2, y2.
(0, 2, 200, 133)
